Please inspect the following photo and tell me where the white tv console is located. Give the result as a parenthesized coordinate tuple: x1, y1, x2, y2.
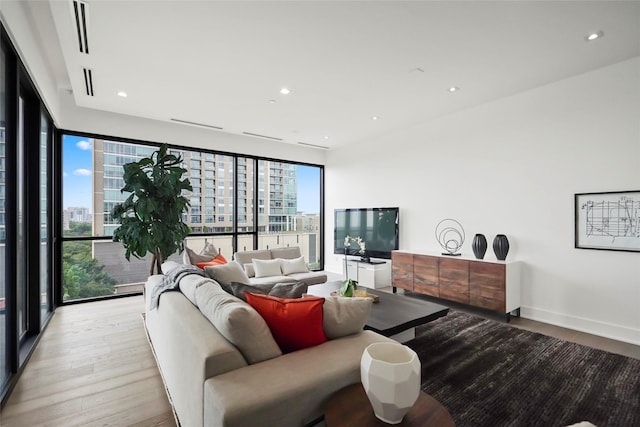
(343, 258, 392, 289)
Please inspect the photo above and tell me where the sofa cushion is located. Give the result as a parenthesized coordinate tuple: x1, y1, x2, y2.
(245, 294, 327, 353)
(224, 281, 308, 301)
(178, 273, 217, 306)
(195, 282, 282, 364)
(205, 261, 251, 286)
(270, 246, 302, 260)
(281, 256, 309, 275)
(288, 271, 328, 286)
(253, 258, 283, 278)
(249, 275, 297, 286)
(196, 253, 227, 270)
(322, 296, 373, 339)
(184, 241, 218, 265)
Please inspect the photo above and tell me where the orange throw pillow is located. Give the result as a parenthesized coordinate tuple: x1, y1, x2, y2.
(196, 253, 227, 270)
(245, 293, 327, 353)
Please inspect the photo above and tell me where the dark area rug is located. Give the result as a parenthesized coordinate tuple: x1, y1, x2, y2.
(406, 311, 640, 427)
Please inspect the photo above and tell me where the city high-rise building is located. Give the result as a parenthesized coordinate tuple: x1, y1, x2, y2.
(91, 139, 299, 236)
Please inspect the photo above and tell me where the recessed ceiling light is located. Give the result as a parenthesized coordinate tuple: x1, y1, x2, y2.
(324, 136, 329, 140)
(268, 99, 277, 104)
(280, 88, 291, 95)
(586, 31, 604, 41)
(372, 116, 379, 120)
(448, 86, 459, 93)
(117, 91, 128, 97)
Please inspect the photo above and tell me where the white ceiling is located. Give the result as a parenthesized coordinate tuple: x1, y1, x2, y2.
(29, 1, 640, 149)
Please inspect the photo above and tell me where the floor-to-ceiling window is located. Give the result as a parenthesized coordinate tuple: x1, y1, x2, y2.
(60, 133, 324, 302)
(0, 32, 8, 393)
(16, 95, 26, 340)
(39, 113, 50, 324)
(1, 25, 54, 406)
(257, 161, 322, 269)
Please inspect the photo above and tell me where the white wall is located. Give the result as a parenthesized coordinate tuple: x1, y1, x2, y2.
(325, 57, 640, 345)
(1, 1, 63, 120)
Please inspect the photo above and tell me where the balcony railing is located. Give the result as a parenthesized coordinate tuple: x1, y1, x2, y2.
(62, 232, 321, 302)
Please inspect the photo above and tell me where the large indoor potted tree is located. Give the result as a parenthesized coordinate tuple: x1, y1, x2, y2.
(111, 144, 192, 275)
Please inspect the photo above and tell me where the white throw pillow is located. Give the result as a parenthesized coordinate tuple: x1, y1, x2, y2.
(322, 296, 373, 339)
(204, 261, 251, 286)
(253, 258, 283, 278)
(243, 263, 256, 278)
(281, 256, 309, 275)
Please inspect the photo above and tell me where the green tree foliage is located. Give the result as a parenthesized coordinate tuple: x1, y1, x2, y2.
(67, 221, 92, 237)
(63, 241, 117, 300)
(111, 144, 192, 274)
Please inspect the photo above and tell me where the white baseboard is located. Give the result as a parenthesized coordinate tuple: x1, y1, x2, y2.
(521, 306, 640, 346)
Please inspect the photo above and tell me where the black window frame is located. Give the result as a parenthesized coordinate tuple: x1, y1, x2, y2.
(56, 130, 324, 305)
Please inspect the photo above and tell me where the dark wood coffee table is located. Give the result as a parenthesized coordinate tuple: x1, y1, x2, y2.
(324, 383, 455, 427)
(307, 281, 449, 340)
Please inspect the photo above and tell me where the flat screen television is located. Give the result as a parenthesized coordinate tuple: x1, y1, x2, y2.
(334, 207, 399, 260)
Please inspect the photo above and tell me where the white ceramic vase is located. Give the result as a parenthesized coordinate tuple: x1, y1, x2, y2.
(360, 342, 421, 424)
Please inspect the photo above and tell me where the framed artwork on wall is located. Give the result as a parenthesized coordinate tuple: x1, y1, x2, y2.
(574, 190, 640, 252)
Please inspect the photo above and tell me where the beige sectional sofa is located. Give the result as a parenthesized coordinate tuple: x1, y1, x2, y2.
(234, 247, 327, 286)
(144, 261, 391, 427)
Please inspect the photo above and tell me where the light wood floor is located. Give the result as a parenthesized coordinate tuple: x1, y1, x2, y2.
(2, 293, 639, 426)
(0, 296, 176, 427)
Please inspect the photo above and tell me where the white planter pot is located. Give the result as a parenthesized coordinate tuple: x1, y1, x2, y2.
(360, 342, 421, 424)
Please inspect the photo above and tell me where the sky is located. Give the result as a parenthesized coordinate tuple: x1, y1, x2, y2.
(296, 165, 320, 215)
(62, 134, 321, 215)
(63, 134, 93, 210)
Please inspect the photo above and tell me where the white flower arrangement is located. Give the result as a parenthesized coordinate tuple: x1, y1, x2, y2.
(342, 235, 366, 296)
(344, 235, 366, 255)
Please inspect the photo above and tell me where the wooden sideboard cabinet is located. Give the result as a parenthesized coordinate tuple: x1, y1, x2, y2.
(413, 254, 439, 297)
(391, 252, 414, 291)
(391, 250, 521, 316)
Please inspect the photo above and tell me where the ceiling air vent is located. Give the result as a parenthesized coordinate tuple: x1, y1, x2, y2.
(170, 118, 223, 130)
(242, 132, 283, 141)
(73, 0, 89, 54)
(83, 67, 94, 96)
(297, 141, 329, 150)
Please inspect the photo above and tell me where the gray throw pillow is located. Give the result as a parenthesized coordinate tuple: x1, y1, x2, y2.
(205, 261, 251, 286)
(183, 241, 218, 265)
(322, 296, 373, 339)
(195, 282, 282, 364)
(224, 281, 308, 301)
(222, 282, 272, 300)
(269, 282, 308, 299)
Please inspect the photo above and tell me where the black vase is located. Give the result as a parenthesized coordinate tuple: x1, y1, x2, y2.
(471, 234, 487, 259)
(493, 234, 510, 261)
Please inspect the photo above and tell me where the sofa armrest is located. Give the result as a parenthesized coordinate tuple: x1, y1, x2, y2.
(204, 331, 393, 427)
(145, 286, 247, 427)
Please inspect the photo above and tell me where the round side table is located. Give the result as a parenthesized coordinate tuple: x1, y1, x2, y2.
(324, 383, 455, 427)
